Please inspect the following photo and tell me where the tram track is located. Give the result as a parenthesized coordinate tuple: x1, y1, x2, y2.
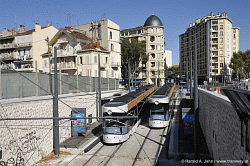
(82, 143, 122, 166)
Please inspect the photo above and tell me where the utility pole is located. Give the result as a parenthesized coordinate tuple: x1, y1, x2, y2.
(128, 59, 131, 92)
(157, 61, 160, 86)
(53, 47, 59, 156)
(98, 54, 102, 121)
(194, 39, 199, 159)
(35, 60, 38, 96)
(134, 62, 137, 87)
(59, 65, 62, 95)
(190, 51, 193, 99)
(0, 59, 1, 100)
(45, 36, 53, 95)
(186, 61, 189, 90)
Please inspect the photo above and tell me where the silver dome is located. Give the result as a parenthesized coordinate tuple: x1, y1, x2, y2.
(144, 15, 163, 27)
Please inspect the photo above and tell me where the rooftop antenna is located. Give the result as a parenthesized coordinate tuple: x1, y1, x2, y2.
(102, 13, 106, 20)
(14, 12, 17, 29)
(67, 13, 74, 26)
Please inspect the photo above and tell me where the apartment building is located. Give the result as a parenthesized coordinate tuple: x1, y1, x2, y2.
(120, 15, 165, 86)
(0, 24, 58, 72)
(179, 12, 240, 83)
(45, 27, 120, 79)
(73, 19, 121, 79)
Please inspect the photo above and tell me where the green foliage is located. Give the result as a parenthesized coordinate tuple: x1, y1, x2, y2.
(121, 38, 148, 84)
(229, 50, 250, 79)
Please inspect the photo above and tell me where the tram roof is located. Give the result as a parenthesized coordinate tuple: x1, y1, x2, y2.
(111, 85, 155, 104)
(153, 83, 174, 96)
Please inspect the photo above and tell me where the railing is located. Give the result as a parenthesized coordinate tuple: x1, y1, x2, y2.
(57, 38, 68, 43)
(100, 63, 107, 68)
(15, 42, 32, 48)
(57, 50, 76, 57)
(111, 62, 120, 67)
(52, 62, 76, 70)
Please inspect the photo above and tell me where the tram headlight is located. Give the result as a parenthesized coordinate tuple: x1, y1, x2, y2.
(107, 110, 112, 115)
(155, 100, 159, 105)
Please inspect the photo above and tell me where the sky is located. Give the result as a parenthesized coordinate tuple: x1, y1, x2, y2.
(0, 0, 250, 65)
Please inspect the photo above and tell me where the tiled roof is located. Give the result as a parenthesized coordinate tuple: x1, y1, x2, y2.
(70, 31, 92, 41)
(16, 26, 48, 36)
(82, 42, 107, 51)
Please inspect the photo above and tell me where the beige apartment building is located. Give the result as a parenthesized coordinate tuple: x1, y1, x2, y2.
(73, 19, 121, 79)
(44, 26, 120, 79)
(120, 15, 165, 86)
(179, 12, 240, 83)
(0, 24, 58, 72)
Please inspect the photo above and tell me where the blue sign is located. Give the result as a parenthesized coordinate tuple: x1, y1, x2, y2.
(72, 108, 86, 133)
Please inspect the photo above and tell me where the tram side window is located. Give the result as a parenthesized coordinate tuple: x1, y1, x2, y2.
(104, 120, 128, 134)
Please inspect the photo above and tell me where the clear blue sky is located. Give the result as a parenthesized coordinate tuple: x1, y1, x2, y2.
(1, 0, 249, 65)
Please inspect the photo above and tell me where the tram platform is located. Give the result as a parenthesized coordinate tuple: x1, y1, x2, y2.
(34, 121, 104, 165)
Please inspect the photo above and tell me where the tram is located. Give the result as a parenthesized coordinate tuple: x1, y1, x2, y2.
(102, 85, 157, 144)
(148, 83, 175, 128)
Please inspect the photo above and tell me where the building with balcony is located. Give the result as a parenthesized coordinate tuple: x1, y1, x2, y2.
(0, 24, 58, 72)
(120, 15, 165, 86)
(46, 27, 120, 79)
(179, 12, 240, 83)
(73, 19, 121, 79)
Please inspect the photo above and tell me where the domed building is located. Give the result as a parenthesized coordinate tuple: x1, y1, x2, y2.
(121, 15, 165, 86)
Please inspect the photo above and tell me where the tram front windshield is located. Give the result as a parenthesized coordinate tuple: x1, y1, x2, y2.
(150, 104, 169, 121)
(103, 119, 128, 135)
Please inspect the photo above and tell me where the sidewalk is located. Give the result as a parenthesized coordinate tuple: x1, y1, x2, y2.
(34, 121, 103, 166)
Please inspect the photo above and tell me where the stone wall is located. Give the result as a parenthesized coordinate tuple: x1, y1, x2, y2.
(0, 90, 121, 165)
(198, 88, 250, 165)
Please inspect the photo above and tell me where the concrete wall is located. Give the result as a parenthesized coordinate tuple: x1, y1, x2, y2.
(0, 90, 121, 165)
(198, 88, 250, 165)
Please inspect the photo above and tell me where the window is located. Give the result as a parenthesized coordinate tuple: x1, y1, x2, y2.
(80, 57, 82, 64)
(220, 63, 223, 67)
(220, 31, 223, 36)
(109, 31, 112, 39)
(233, 29, 236, 33)
(94, 56, 97, 64)
(106, 57, 108, 64)
(150, 28, 154, 33)
(220, 38, 223, 42)
(220, 19, 223, 23)
(156, 53, 161, 59)
(220, 25, 223, 29)
(220, 50, 223, 55)
(111, 44, 114, 51)
(234, 34, 236, 38)
(220, 44, 223, 48)
(157, 45, 161, 50)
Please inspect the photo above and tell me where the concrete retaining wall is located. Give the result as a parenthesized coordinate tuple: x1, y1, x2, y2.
(0, 90, 122, 165)
(199, 88, 250, 165)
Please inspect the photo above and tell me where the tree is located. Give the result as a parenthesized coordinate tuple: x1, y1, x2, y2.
(229, 51, 250, 79)
(121, 38, 148, 86)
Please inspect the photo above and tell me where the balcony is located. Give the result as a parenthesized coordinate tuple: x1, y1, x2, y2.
(100, 63, 107, 68)
(57, 50, 77, 57)
(111, 62, 120, 68)
(0, 43, 15, 50)
(57, 38, 68, 44)
(0, 52, 15, 60)
(15, 42, 32, 48)
(52, 62, 77, 70)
